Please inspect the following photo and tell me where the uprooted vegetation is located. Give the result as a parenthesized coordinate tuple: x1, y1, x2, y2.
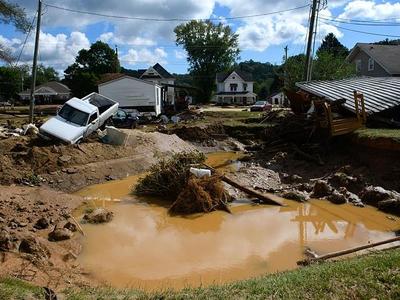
(135, 152, 231, 214)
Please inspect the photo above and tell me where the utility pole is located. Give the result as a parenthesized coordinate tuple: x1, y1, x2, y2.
(29, 0, 42, 124)
(304, 0, 318, 82)
(284, 45, 288, 62)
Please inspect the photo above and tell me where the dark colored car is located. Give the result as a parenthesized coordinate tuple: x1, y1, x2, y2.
(111, 109, 139, 129)
(250, 101, 272, 112)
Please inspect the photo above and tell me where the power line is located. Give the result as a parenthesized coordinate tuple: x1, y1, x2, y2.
(320, 16, 400, 26)
(14, 14, 37, 67)
(319, 14, 400, 23)
(43, 3, 310, 22)
(321, 21, 400, 38)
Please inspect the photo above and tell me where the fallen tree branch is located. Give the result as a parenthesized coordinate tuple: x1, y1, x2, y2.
(297, 236, 400, 266)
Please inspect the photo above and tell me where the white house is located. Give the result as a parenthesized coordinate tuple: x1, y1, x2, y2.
(139, 63, 175, 106)
(268, 91, 288, 107)
(214, 70, 257, 105)
(98, 75, 162, 116)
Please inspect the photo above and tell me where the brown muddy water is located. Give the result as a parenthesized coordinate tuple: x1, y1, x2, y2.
(75, 152, 400, 290)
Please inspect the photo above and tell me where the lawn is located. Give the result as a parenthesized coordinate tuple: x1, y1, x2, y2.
(354, 128, 400, 143)
(2, 248, 399, 299)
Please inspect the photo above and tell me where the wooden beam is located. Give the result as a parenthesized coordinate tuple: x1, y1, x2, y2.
(202, 163, 285, 206)
(297, 236, 400, 266)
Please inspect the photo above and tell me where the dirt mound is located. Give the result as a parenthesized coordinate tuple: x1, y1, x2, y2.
(170, 175, 231, 215)
(169, 123, 225, 144)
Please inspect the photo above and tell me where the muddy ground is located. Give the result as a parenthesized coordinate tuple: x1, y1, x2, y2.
(0, 186, 89, 290)
(0, 115, 400, 292)
(0, 129, 196, 290)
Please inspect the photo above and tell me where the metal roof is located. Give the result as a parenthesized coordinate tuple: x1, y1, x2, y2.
(296, 77, 400, 114)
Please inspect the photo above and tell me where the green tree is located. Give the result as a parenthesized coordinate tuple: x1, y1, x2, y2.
(317, 33, 349, 58)
(64, 41, 120, 97)
(175, 20, 239, 103)
(36, 65, 59, 85)
(374, 38, 400, 45)
(21, 64, 59, 87)
(0, 66, 21, 100)
(283, 52, 355, 91)
(62, 72, 99, 98)
(313, 51, 355, 81)
(283, 54, 306, 91)
(0, 0, 30, 64)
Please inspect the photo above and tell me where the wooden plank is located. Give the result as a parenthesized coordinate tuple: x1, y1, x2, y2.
(298, 236, 400, 266)
(220, 175, 285, 206)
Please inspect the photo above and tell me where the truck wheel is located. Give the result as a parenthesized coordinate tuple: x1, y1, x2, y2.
(101, 118, 113, 130)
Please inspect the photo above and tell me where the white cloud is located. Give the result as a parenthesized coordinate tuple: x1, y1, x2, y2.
(120, 47, 168, 66)
(14, 0, 215, 46)
(338, 0, 400, 20)
(1, 31, 90, 74)
(97, 32, 114, 43)
(174, 50, 187, 59)
(217, 0, 346, 52)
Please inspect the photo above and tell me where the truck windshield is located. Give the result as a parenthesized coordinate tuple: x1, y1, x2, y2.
(58, 104, 89, 126)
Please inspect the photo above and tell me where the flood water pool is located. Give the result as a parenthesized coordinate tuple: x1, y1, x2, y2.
(75, 152, 400, 290)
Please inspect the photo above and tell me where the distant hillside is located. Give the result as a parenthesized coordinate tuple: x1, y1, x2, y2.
(236, 60, 283, 99)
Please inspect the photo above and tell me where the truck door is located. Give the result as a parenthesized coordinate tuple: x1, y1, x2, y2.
(85, 112, 99, 137)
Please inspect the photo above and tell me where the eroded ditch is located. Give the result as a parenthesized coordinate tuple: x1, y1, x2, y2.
(73, 152, 400, 290)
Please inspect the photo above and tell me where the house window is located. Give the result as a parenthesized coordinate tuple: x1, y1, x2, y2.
(368, 58, 374, 71)
(243, 83, 247, 91)
(232, 76, 236, 79)
(356, 60, 362, 73)
(230, 84, 238, 92)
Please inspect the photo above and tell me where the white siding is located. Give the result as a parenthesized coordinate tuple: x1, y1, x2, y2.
(99, 77, 161, 114)
(218, 71, 254, 93)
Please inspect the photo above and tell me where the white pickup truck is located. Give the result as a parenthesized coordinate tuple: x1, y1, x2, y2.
(39, 92, 118, 144)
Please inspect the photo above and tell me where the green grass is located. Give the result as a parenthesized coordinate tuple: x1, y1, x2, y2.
(203, 110, 262, 120)
(0, 277, 44, 300)
(355, 128, 400, 143)
(2, 248, 400, 299)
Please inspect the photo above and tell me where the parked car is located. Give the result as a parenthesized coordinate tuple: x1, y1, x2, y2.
(39, 92, 118, 144)
(250, 101, 272, 112)
(111, 109, 139, 129)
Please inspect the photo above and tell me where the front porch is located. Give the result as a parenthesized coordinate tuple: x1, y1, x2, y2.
(216, 92, 256, 105)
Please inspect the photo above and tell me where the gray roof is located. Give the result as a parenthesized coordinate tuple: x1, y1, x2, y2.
(296, 77, 400, 114)
(347, 43, 400, 75)
(19, 81, 70, 95)
(216, 70, 253, 82)
(139, 63, 174, 79)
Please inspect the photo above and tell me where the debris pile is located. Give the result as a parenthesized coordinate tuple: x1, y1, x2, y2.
(170, 175, 231, 215)
(135, 152, 231, 214)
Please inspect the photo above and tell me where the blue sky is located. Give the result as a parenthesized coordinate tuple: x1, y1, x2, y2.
(1, 0, 400, 76)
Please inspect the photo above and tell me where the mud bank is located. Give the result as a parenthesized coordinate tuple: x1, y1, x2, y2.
(0, 130, 195, 193)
